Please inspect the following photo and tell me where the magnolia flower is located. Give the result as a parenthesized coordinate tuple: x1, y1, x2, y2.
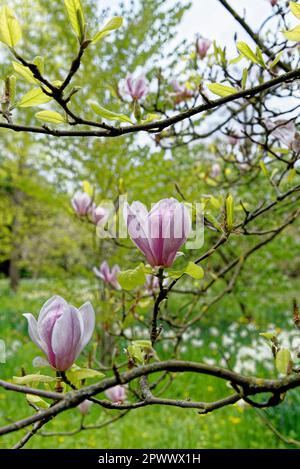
(228, 134, 239, 146)
(105, 385, 127, 404)
(93, 261, 121, 289)
(23, 296, 95, 372)
(210, 163, 221, 178)
(171, 81, 194, 104)
(265, 119, 300, 152)
(89, 204, 109, 226)
(125, 74, 148, 101)
(124, 198, 191, 268)
(71, 191, 92, 216)
(197, 38, 211, 59)
(144, 274, 160, 293)
(78, 400, 92, 415)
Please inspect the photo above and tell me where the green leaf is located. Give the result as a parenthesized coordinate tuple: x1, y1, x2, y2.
(237, 41, 259, 64)
(6, 74, 16, 103)
(260, 160, 269, 177)
(141, 113, 160, 124)
(276, 349, 292, 374)
(18, 87, 52, 108)
(168, 261, 204, 280)
(283, 25, 300, 41)
(229, 54, 243, 65)
(290, 1, 300, 19)
(269, 51, 283, 69)
(26, 394, 50, 409)
(92, 17, 123, 43)
(241, 68, 248, 90)
(205, 213, 223, 232)
(132, 340, 152, 349)
(117, 263, 146, 290)
(260, 331, 277, 340)
(12, 61, 36, 84)
(64, 0, 85, 41)
(89, 100, 132, 124)
(127, 343, 144, 364)
(0, 6, 22, 48)
(184, 262, 204, 280)
(33, 56, 44, 74)
(82, 180, 93, 197)
(35, 110, 66, 124)
(207, 83, 237, 97)
(67, 365, 104, 382)
(225, 193, 234, 230)
(12, 374, 56, 385)
(256, 46, 266, 68)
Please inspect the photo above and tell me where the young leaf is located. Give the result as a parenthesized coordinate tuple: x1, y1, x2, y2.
(229, 54, 243, 65)
(12, 374, 56, 385)
(12, 61, 37, 84)
(241, 68, 248, 90)
(269, 51, 283, 69)
(260, 331, 277, 341)
(237, 41, 259, 64)
(207, 83, 237, 97)
(82, 180, 93, 197)
(117, 263, 146, 290)
(276, 349, 292, 374)
(64, 0, 85, 41)
(256, 46, 266, 68)
(26, 394, 50, 409)
(283, 25, 300, 41)
(18, 87, 52, 108)
(141, 113, 160, 124)
(35, 110, 66, 124)
(168, 261, 204, 280)
(92, 17, 123, 44)
(290, 1, 300, 19)
(184, 262, 204, 280)
(0, 6, 22, 48)
(259, 160, 269, 177)
(6, 74, 16, 103)
(67, 365, 104, 382)
(225, 193, 234, 230)
(33, 56, 45, 74)
(89, 100, 132, 124)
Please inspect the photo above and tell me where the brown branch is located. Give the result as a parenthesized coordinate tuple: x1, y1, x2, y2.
(2, 359, 300, 437)
(218, 0, 290, 72)
(1, 66, 300, 138)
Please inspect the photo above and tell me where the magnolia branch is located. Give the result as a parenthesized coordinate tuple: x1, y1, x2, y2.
(1, 359, 300, 437)
(1, 66, 300, 138)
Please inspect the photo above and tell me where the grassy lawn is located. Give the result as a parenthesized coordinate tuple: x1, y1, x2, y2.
(1, 277, 300, 449)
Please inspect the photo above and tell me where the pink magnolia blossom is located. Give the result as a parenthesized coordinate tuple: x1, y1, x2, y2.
(105, 385, 127, 404)
(125, 74, 148, 101)
(210, 163, 221, 178)
(228, 134, 239, 146)
(197, 38, 211, 59)
(89, 204, 109, 226)
(93, 261, 121, 289)
(23, 296, 95, 372)
(71, 191, 92, 216)
(171, 81, 194, 104)
(265, 119, 300, 152)
(78, 400, 93, 415)
(144, 274, 160, 293)
(124, 198, 191, 268)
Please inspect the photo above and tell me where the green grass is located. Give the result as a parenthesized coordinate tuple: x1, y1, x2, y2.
(0, 278, 300, 449)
